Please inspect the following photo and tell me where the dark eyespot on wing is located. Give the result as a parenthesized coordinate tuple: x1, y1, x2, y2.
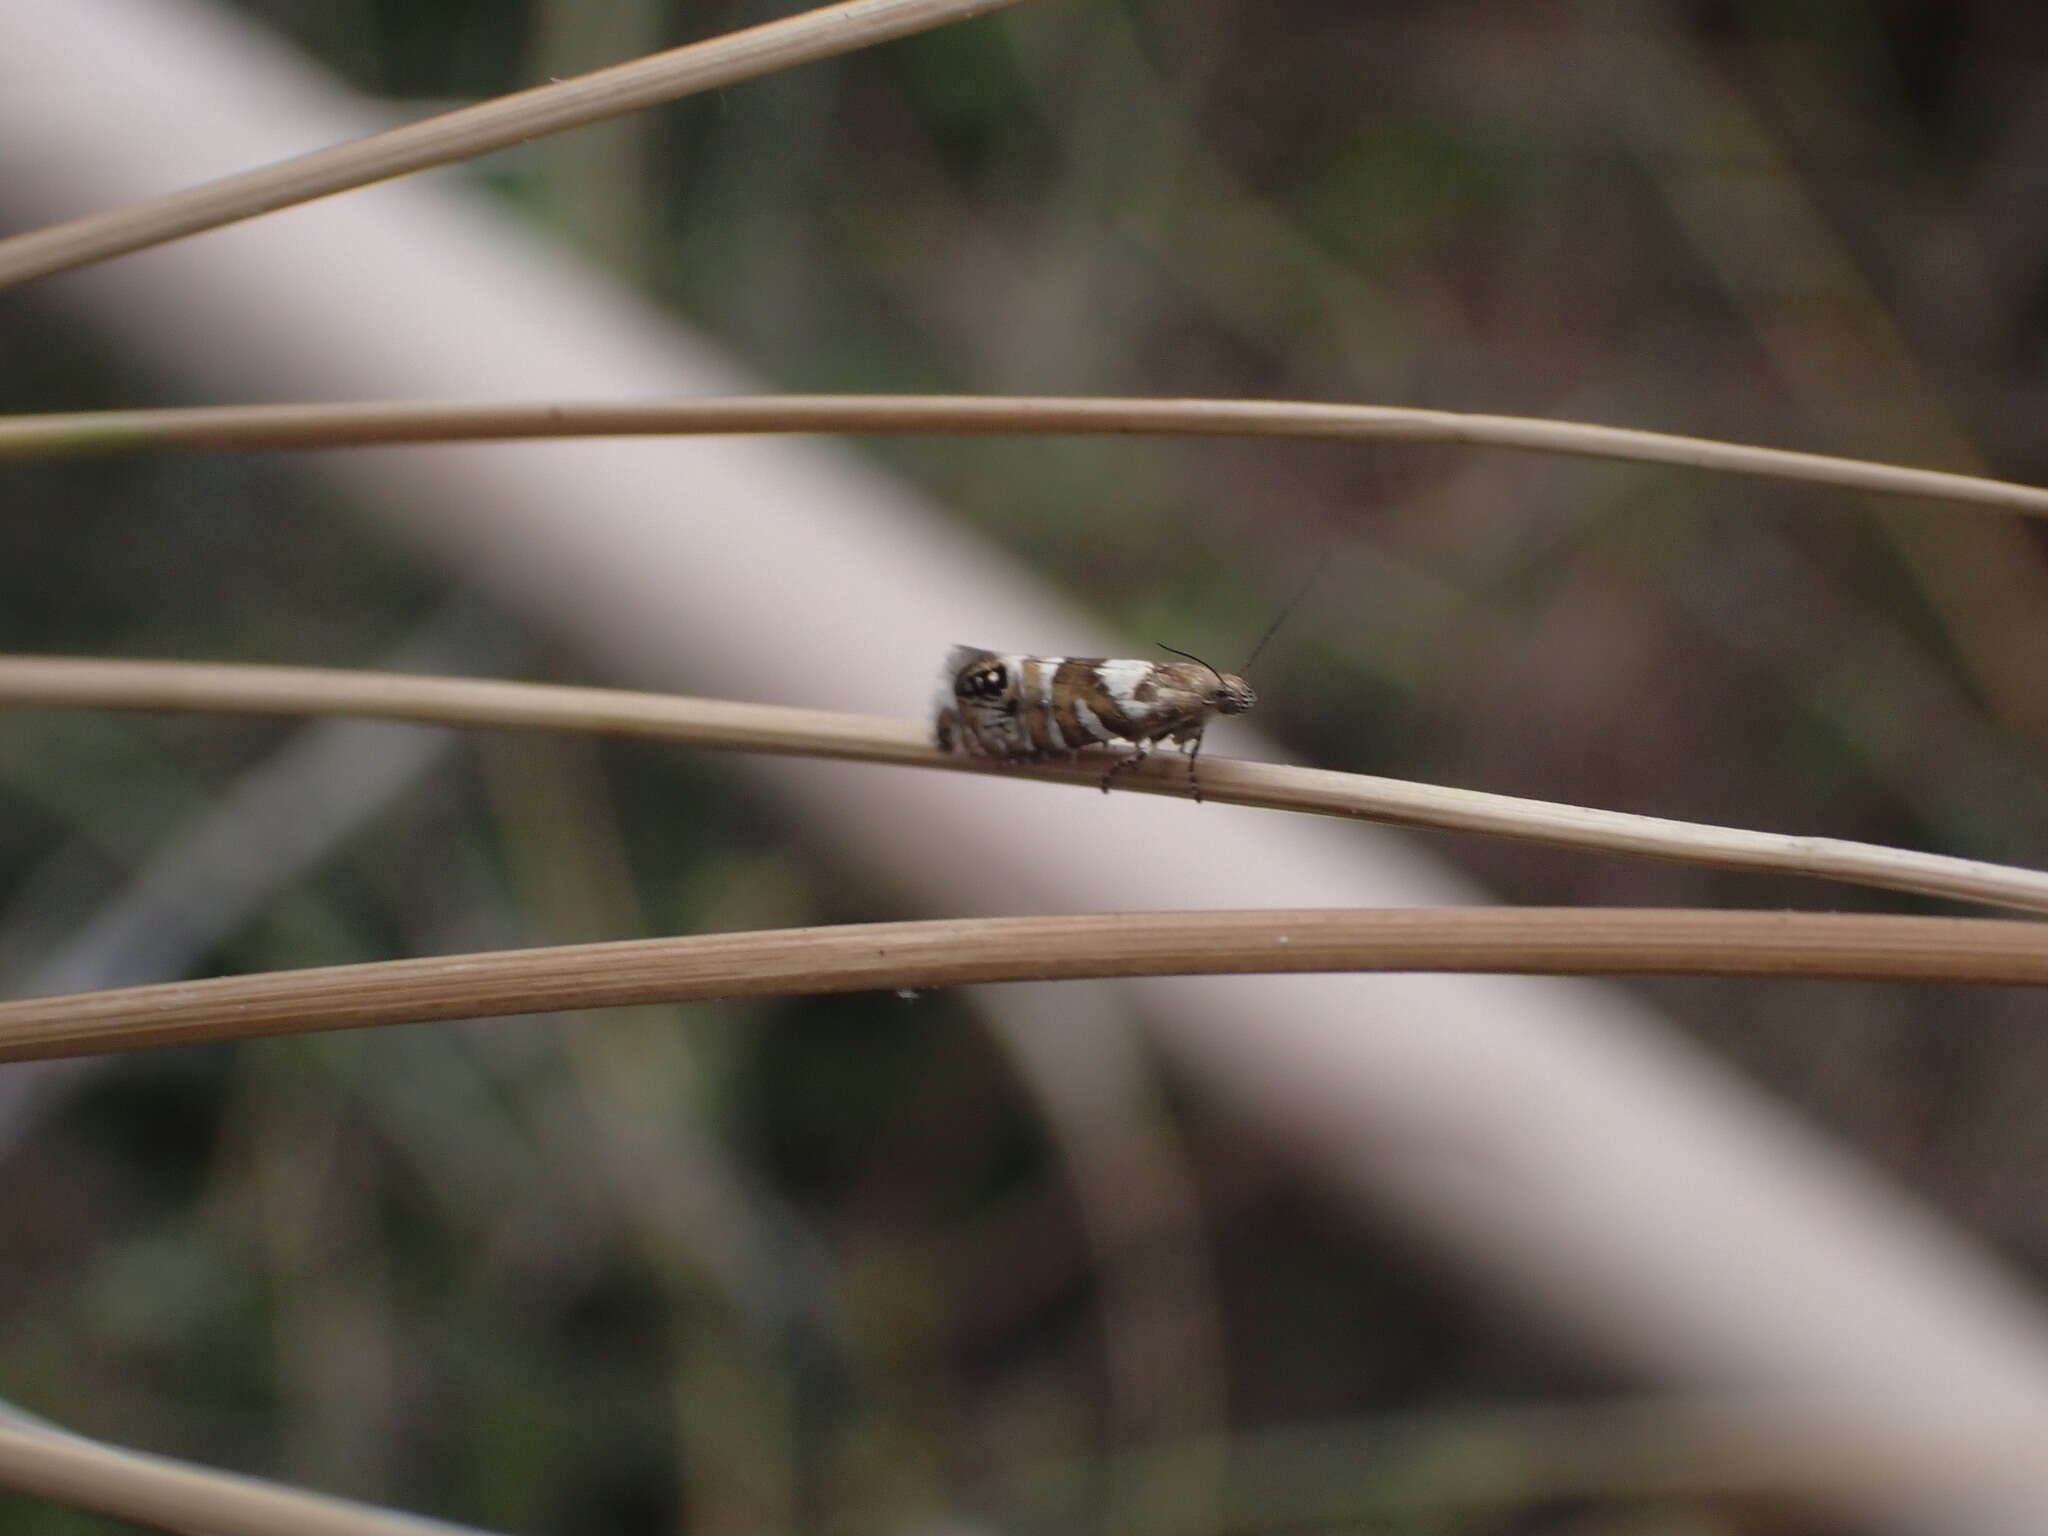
(959, 663, 1008, 700)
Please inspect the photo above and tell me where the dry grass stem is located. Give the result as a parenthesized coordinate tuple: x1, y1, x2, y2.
(2, 654, 2045, 915)
(0, 395, 2041, 515)
(0, 0, 1033, 289)
(3, 908, 2046, 1065)
(0, 1419, 496, 1536)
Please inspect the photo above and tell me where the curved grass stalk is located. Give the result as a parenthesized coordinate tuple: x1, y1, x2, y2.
(0, 0, 1034, 289)
(3, 907, 2046, 1065)
(0, 395, 2040, 516)
(0, 654, 2044, 916)
(0, 1417, 493, 1536)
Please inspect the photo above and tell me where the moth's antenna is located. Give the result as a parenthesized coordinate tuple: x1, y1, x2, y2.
(1239, 545, 1333, 673)
(1156, 642, 1223, 687)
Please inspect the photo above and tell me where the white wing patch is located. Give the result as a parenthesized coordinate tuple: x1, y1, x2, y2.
(1071, 695, 1107, 742)
(1093, 658, 1170, 724)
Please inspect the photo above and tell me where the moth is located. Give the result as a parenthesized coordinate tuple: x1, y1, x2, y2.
(933, 645, 1256, 797)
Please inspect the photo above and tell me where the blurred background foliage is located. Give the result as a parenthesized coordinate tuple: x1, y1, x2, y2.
(3, 1, 2048, 1533)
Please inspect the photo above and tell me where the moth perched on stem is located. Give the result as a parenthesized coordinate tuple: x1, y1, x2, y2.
(933, 549, 1324, 798)
(933, 646, 1256, 797)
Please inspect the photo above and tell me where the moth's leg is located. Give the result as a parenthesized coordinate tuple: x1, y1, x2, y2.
(1100, 743, 1150, 794)
(1098, 749, 1122, 794)
(1181, 729, 1207, 803)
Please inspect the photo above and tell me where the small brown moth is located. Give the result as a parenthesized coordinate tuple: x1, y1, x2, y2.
(933, 646, 1256, 797)
(934, 548, 1325, 798)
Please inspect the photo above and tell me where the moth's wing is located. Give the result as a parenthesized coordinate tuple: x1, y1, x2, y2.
(938, 646, 1005, 710)
(1091, 658, 1164, 701)
(941, 645, 998, 686)
(1086, 657, 1190, 738)
(934, 646, 995, 752)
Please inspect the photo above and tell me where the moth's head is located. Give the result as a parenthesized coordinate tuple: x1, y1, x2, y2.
(1210, 672, 1256, 716)
(1157, 644, 1258, 718)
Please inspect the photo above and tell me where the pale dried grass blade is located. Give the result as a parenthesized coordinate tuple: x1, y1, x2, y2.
(0, 396, 2042, 515)
(1, 655, 2045, 915)
(3, 908, 2046, 1065)
(0, 0, 1034, 288)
